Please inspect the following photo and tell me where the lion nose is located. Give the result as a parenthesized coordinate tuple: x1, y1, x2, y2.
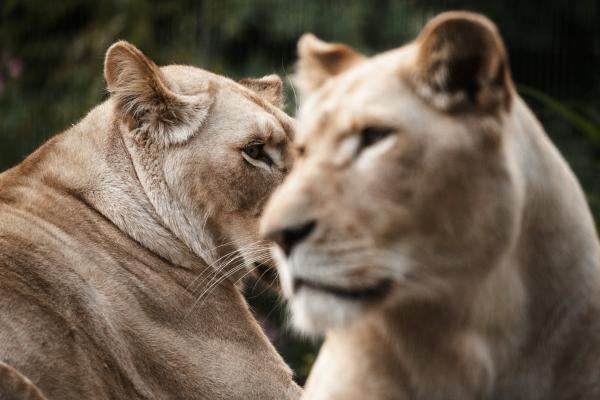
(265, 219, 317, 256)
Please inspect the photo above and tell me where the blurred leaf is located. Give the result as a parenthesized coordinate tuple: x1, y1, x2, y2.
(518, 84, 600, 143)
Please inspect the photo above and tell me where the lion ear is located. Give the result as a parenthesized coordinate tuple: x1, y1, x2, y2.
(294, 33, 364, 97)
(239, 74, 284, 109)
(104, 41, 212, 147)
(413, 12, 514, 113)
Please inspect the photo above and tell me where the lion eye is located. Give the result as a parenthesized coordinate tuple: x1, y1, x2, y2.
(243, 142, 273, 166)
(359, 127, 395, 150)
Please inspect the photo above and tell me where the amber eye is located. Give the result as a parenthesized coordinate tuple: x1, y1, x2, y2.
(243, 142, 273, 166)
(359, 127, 395, 150)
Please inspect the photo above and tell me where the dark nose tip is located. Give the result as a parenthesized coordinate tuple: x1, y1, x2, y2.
(267, 220, 317, 256)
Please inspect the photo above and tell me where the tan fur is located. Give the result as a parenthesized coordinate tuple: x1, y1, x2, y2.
(294, 33, 364, 97)
(261, 12, 600, 399)
(0, 41, 301, 399)
(239, 75, 285, 109)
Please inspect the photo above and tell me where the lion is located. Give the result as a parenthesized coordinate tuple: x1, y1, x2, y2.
(0, 41, 302, 399)
(260, 11, 600, 400)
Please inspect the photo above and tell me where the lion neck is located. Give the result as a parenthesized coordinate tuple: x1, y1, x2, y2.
(119, 121, 220, 268)
(45, 101, 212, 271)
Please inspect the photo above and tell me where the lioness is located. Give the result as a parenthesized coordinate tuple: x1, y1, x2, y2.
(261, 11, 600, 400)
(0, 41, 301, 399)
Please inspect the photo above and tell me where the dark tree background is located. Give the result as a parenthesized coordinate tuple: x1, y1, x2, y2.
(1, 0, 598, 383)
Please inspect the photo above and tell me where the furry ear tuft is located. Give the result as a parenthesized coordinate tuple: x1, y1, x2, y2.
(294, 33, 364, 97)
(239, 75, 284, 109)
(104, 41, 212, 147)
(413, 12, 514, 113)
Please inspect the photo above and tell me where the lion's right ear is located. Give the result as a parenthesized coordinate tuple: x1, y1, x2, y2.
(294, 33, 364, 97)
(239, 75, 284, 109)
(412, 12, 514, 113)
(104, 41, 212, 147)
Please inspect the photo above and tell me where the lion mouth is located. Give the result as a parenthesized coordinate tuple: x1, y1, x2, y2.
(292, 278, 392, 301)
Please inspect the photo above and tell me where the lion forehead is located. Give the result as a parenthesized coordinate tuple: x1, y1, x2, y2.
(296, 47, 421, 145)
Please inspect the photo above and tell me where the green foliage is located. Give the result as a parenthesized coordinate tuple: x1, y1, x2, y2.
(519, 85, 600, 143)
(518, 85, 600, 223)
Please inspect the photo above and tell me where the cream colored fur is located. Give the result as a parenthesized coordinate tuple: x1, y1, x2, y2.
(261, 12, 600, 400)
(0, 41, 301, 399)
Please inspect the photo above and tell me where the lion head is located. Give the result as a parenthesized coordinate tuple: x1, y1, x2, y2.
(103, 41, 295, 280)
(261, 12, 523, 335)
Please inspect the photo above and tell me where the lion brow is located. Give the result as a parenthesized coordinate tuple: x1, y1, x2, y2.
(234, 85, 295, 139)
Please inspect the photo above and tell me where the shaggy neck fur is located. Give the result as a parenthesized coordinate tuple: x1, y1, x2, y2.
(119, 119, 220, 268)
(47, 100, 212, 272)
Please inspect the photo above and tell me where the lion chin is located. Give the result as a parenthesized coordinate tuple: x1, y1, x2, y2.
(262, 10, 600, 400)
(290, 286, 365, 334)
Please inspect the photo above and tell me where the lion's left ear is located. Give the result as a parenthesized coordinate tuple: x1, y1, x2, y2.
(294, 33, 364, 97)
(413, 11, 514, 113)
(104, 41, 212, 147)
(239, 75, 284, 109)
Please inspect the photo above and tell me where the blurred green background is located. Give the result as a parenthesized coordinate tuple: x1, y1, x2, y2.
(1, 0, 598, 384)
